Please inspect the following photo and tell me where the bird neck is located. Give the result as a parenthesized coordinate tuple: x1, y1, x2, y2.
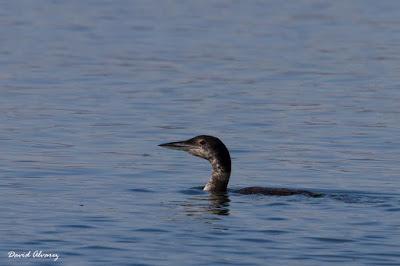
(204, 155, 231, 193)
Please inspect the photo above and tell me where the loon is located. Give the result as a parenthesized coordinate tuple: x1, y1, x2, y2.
(159, 135, 322, 197)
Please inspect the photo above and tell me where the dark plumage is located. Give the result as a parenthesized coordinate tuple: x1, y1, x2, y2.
(159, 135, 322, 197)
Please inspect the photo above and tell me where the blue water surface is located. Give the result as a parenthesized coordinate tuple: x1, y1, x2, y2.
(0, 1, 399, 265)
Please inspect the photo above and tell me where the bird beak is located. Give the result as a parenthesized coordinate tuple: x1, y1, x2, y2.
(158, 139, 194, 151)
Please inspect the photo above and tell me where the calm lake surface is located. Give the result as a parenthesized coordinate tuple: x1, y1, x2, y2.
(1, 1, 400, 265)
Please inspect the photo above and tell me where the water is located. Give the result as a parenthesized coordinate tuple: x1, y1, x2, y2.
(1, 1, 400, 265)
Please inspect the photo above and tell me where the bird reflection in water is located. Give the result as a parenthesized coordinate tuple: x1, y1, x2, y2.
(182, 193, 231, 217)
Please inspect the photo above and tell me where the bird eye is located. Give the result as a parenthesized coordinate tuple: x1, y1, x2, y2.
(199, 140, 206, 145)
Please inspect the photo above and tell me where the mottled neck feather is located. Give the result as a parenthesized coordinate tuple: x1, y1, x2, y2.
(203, 151, 231, 193)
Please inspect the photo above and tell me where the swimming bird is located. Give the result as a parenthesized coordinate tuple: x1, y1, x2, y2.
(159, 135, 321, 197)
